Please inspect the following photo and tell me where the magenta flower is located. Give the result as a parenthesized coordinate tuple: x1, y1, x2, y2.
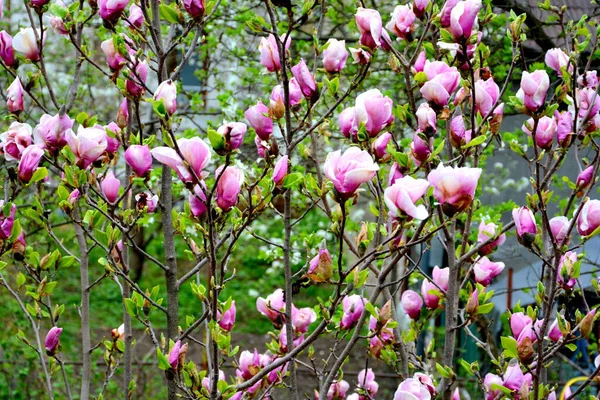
(124, 145, 152, 177)
(273, 155, 288, 186)
(0, 31, 15, 67)
(45, 327, 63, 355)
(350, 47, 371, 64)
(322, 39, 348, 73)
(291, 305, 317, 334)
(33, 113, 73, 151)
(483, 373, 503, 400)
(549, 216, 571, 245)
(1, 122, 32, 161)
(0, 201, 16, 240)
(577, 199, 600, 236)
(216, 122, 247, 151)
(135, 192, 158, 213)
(388, 162, 403, 186)
(449, 0, 482, 40)
(503, 364, 526, 391)
(522, 116, 556, 150)
(578, 71, 599, 88)
(307, 247, 332, 282)
(357, 368, 379, 397)
(271, 79, 302, 109)
(126, 4, 144, 28)
(68, 189, 80, 206)
(394, 377, 432, 400)
(421, 61, 461, 106)
(154, 80, 177, 115)
(259, 34, 291, 72)
(66, 125, 108, 169)
(576, 165, 594, 191)
(13, 28, 44, 61)
(372, 132, 392, 160)
(416, 102, 437, 134)
(255, 136, 269, 158)
(215, 166, 244, 211)
(510, 312, 532, 339)
(355, 8, 384, 49)
(50, 15, 69, 35)
(354, 89, 394, 137)
(101, 171, 121, 204)
(99, 0, 129, 22)
(291, 59, 317, 100)
(421, 278, 442, 309)
(151, 137, 211, 182)
(168, 340, 182, 369)
(386, 5, 416, 40)
(7, 77, 24, 113)
(218, 301, 236, 331)
(384, 175, 430, 220)
(554, 110, 573, 147)
(432, 265, 449, 292)
(473, 256, 505, 286)
(126, 59, 148, 97)
(202, 370, 226, 392)
(327, 380, 350, 400)
(245, 101, 273, 140)
(427, 163, 482, 215)
(474, 77, 500, 116)
(104, 123, 121, 153)
(548, 319, 562, 342)
(545, 48, 570, 76)
(410, 132, 432, 163)
(101, 38, 126, 71)
(477, 221, 506, 255)
(256, 289, 285, 326)
(338, 107, 358, 139)
(189, 184, 207, 218)
(449, 115, 471, 148)
(18, 145, 44, 183)
(183, 0, 204, 19)
(557, 251, 577, 289)
(413, 50, 426, 73)
(516, 70, 550, 112)
(323, 147, 379, 199)
(513, 206, 537, 245)
(572, 87, 600, 125)
(401, 290, 423, 320)
(340, 294, 365, 329)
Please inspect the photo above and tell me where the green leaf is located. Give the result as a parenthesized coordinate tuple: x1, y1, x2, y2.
(124, 298, 137, 317)
(435, 362, 452, 378)
(0, 261, 6, 271)
(159, 3, 181, 24)
(501, 336, 518, 358)
(364, 302, 377, 318)
(207, 128, 226, 151)
(16, 272, 26, 288)
(464, 134, 487, 148)
(283, 173, 304, 189)
(156, 347, 171, 370)
(49, 3, 68, 18)
(477, 303, 495, 314)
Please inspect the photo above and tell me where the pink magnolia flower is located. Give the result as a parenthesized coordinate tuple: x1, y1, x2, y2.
(308, 247, 332, 282)
(124, 145, 152, 177)
(449, 0, 482, 40)
(513, 206, 537, 244)
(401, 290, 423, 319)
(99, 0, 130, 22)
(151, 137, 211, 182)
(522, 116, 556, 150)
(154, 80, 177, 115)
(322, 39, 348, 73)
(218, 301, 236, 331)
(101, 38, 126, 71)
(201, 370, 226, 392)
(323, 147, 379, 199)
(135, 192, 158, 213)
(349, 47, 371, 64)
(510, 312, 532, 339)
(117, 98, 128, 128)
(440, 0, 460, 27)
(66, 125, 108, 169)
(237, 350, 266, 380)
(255, 136, 269, 158)
(215, 166, 244, 211)
(483, 373, 502, 400)
(413, 50, 427, 73)
(45, 327, 63, 355)
(549, 216, 571, 245)
(279, 325, 305, 353)
(126, 59, 148, 97)
(516, 70, 550, 112)
(578, 70, 598, 88)
(354, 89, 394, 137)
(503, 364, 526, 391)
(245, 101, 273, 140)
(168, 340, 182, 369)
(126, 4, 144, 28)
(271, 79, 302, 109)
(474, 78, 500, 116)
(0, 31, 15, 67)
(104, 123, 121, 153)
(548, 319, 562, 341)
(216, 122, 247, 151)
(427, 163, 482, 215)
(545, 48, 570, 76)
(1, 122, 32, 161)
(577, 199, 600, 236)
(328, 380, 350, 400)
(416, 102, 437, 133)
(7, 77, 24, 113)
(357, 368, 379, 397)
(18, 146, 44, 183)
(421, 61, 461, 106)
(68, 189, 80, 206)
(572, 87, 600, 125)
(183, 0, 204, 19)
(411, 132, 432, 163)
(259, 34, 291, 72)
(384, 175, 430, 220)
(291, 305, 317, 334)
(558, 251, 578, 289)
(338, 107, 358, 139)
(473, 256, 505, 286)
(256, 289, 285, 326)
(291, 59, 317, 100)
(421, 278, 442, 309)
(33, 113, 73, 151)
(0, 201, 16, 240)
(13, 28, 44, 61)
(576, 165, 594, 191)
(449, 115, 472, 148)
(477, 221, 506, 255)
(432, 266, 449, 291)
(101, 171, 121, 204)
(189, 184, 207, 218)
(413, 0, 430, 18)
(554, 110, 573, 147)
(340, 294, 365, 329)
(394, 377, 432, 400)
(50, 15, 69, 35)
(273, 155, 288, 186)
(386, 5, 416, 40)
(355, 8, 384, 49)
(372, 132, 392, 160)
(388, 162, 403, 186)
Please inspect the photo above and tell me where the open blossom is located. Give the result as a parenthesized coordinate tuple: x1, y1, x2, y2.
(577, 199, 600, 236)
(401, 290, 423, 319)
(427, 163, 482, 215)
(578, 70, 598, 88)
(7, 77, 24, 113)
(1, 122, 32, 161)
(340, 295, 365, 329)
(18, 145, 45, 182)
(354, 89, 394, 137)
(384, 176, 430, 220)
(513, 206, 537, 245)
(357, 368, 379, 397)
(154, 80, 177, 115)
(183, 0, 204, 19)
(545, 48, 570, 76)
(291, 59, 317, 100)
(33, 113, 73, 151)
(45, 327, 63, 355)
(473, 256, 505, 286)
(101, 171, 120, 204)
(259, 34, 291, 72)
(216, 122, 247, 152)
(477, 221, 506, 255)
(257, 289, 285, 327)
(522, 116, 556, 150)
(328, 380, 350, 400)
(572, 87, 600, 125)
(99, 0, 130, 22)
(394, 377, 432, 400)
(558, 251, 577, 289)
(322, 39, 348, 73)
(516, 70, 549, 112)
(124, 145, 152, 177)
(215, 166, 244, 211)
(323, 147, 379, 199)
(245, 101, 273, 140)
(12, 28, 44, 61)
(135, 192, 158, 213)
(0, 31, 14, 67)
(386, 5, 416, 39)
(66, 125, 108, 169)
(355, 8, 384, 49)
(421, 61, 461, 106)
(151, 137, 211, 182)
(291, 305, 317, 334)
(483, 373, 503, 400)
(350, 47, 371, 64)
(449, 0, 482, 40)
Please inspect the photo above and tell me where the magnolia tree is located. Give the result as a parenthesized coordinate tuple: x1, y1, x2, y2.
(1, 0, 600, 398)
